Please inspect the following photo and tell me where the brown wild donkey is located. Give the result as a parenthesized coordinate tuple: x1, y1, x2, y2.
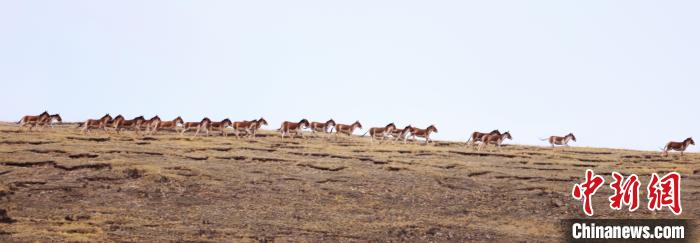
(207, 118, 233, 136)
(335, 121, 362, 137)
(279, 119, 310, 138)
(247, 118, 268, 138)
(180, 118, 208, 136)
(662, 137, 694, 157)
(193, 117, 213, 137)
(466, 130, 500, 146)
(408, 125, 438, 144)
(232, 118, 268, 138)
(363, 123, 396, 143)
(142, 116, 161, 134)
(478, 131, 512, 151)
(17, 111, 50, 131)
(79, 114, 113, 134)
(40, 114, 63, 129)
(151, 116, 184, 134)
(112, 115, 146, 134)
(541, 133, 576, 147)
(389, 125, 413, 143)
(310, 119, 336, 134)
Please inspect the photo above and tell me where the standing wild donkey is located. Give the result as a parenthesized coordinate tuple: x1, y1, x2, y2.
(662, 137, 694, 157)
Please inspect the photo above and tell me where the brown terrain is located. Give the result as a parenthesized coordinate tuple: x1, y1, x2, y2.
(0, 122, 697, 242)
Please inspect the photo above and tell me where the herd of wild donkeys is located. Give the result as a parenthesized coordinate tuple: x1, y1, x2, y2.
(14, 111, 696, 156)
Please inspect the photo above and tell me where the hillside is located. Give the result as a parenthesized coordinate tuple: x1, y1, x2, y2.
(0, 122, 697, 242)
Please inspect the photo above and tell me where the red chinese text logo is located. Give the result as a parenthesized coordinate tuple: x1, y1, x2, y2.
(572, 169, 605, 216)
(572, 170, 682, 216)
(647, 172, 682, 215)
(608, 172, 640, 211)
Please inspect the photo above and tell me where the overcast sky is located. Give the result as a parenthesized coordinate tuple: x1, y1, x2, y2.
(1, 1, 697, 150)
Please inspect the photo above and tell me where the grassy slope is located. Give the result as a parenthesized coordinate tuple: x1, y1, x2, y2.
(0, 122, 697, 242)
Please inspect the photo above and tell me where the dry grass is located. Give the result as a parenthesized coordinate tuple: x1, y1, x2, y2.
(0, 122, 698, 242)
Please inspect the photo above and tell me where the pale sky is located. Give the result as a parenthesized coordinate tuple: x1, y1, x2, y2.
(1, 1, 697, 150)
